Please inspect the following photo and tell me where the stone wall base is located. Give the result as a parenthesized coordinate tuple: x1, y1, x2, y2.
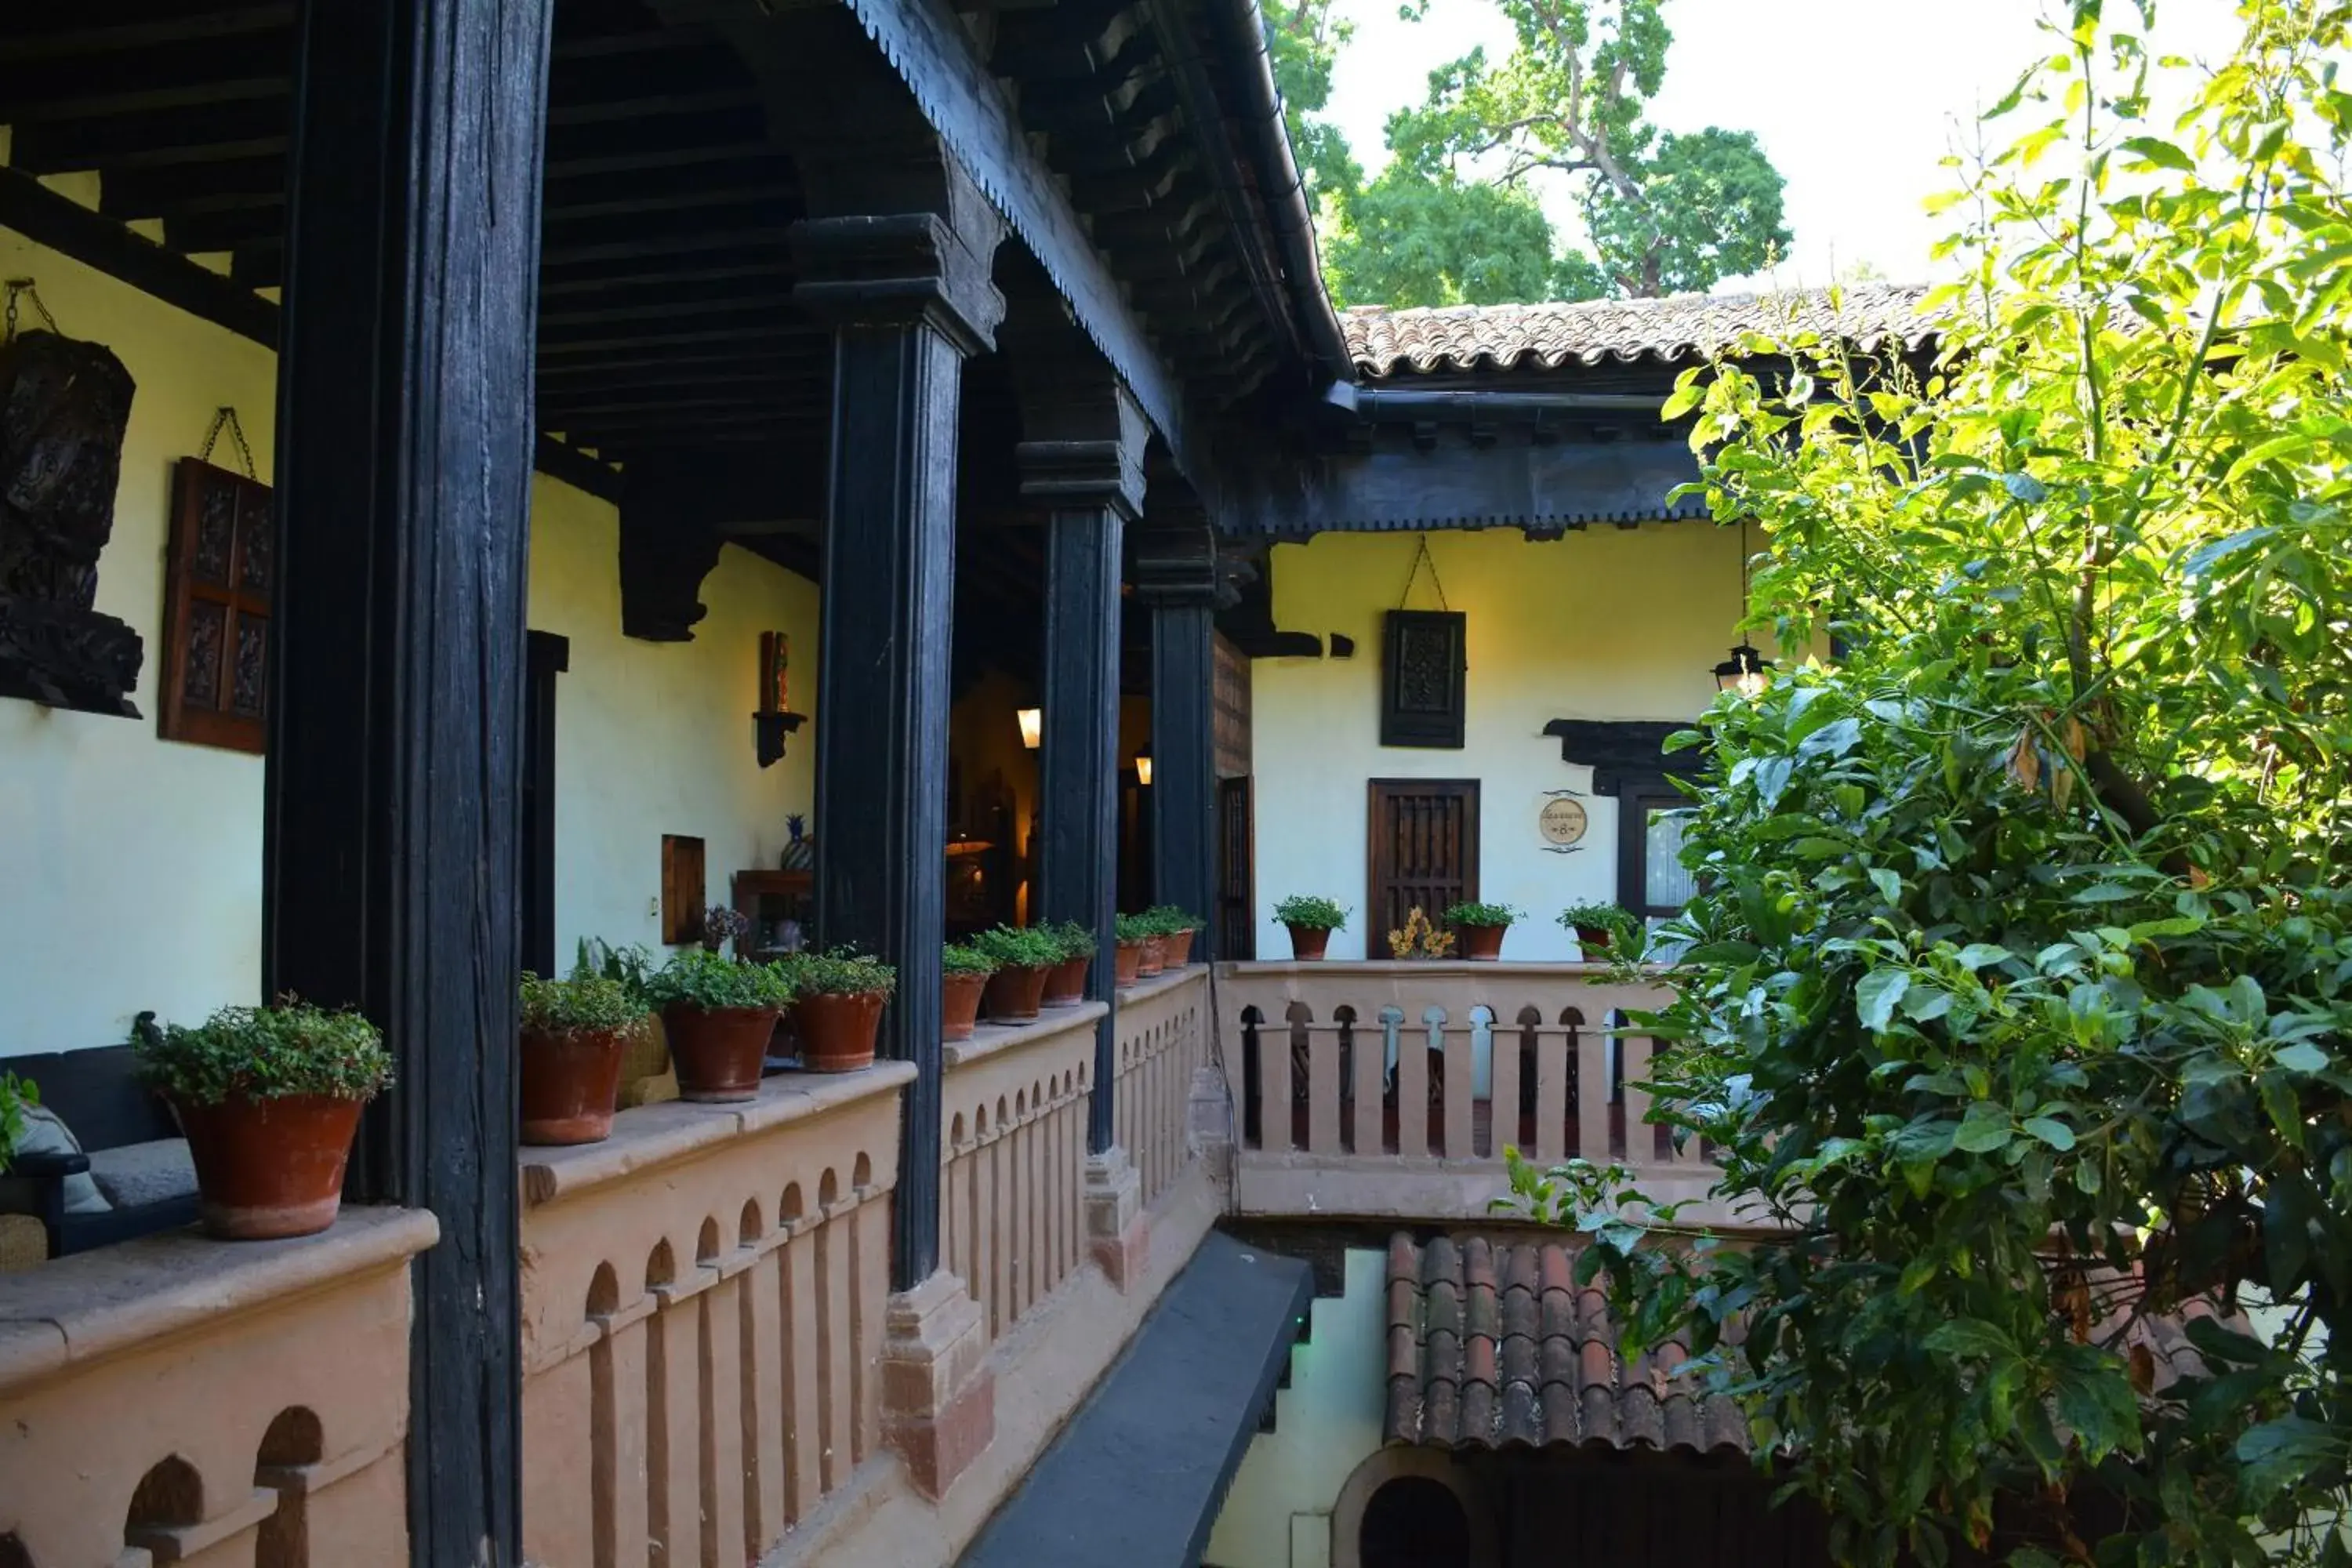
(879, 1269, 997, 1499)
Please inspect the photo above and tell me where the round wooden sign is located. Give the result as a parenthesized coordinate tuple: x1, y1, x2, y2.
(1538, 797, 1588, 847)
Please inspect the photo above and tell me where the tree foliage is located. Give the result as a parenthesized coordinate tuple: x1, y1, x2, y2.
(1509, 2, 2352, 1563)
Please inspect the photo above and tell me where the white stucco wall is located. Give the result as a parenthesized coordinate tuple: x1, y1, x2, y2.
(1205, 1247, 1389, 1568)
(1250, 526, 1771, 960)
(0, 214, 818, 1054)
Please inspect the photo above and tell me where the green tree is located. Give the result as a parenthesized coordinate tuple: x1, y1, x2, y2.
(1510, 2, 2352, 1563)
(1385, 0, 1791, 297)
(1324, 162, 1573, 307)
(1265, 0, 1361, 206)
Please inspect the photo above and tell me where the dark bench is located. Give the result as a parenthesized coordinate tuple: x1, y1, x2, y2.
(5, 1018, 199, 1257)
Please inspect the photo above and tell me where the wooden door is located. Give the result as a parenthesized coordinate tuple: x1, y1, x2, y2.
(1367, 780, 1479, 941)
(1217, 775, 1254, 960)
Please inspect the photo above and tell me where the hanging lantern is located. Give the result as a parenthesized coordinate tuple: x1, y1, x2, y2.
(1134, 746, 1152, 787)
(1017, 707, 1043, 749)
(1712, 643, 1774, 699)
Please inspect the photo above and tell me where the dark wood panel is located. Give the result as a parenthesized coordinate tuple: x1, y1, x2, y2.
(1367, 779, 1479, 940)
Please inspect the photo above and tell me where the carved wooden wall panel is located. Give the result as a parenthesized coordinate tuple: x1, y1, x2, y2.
(158, 459, 272, 751)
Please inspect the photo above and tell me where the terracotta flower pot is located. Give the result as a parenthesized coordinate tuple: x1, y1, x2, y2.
(796, 990, 885, 1073)
(1163, 928, 1196, 967)
(173, 1092, 366, 1240)
(1574, 927, 1614, 956)
(982, 963, 1050, 1023)
(1458, 923, 1508, 962)
(519, 1025, 630, 1145)
(1114, 940, 1145, 986)
(1042, 955, 1090, 1007)
(1138, 935, 1166, 978)
(664, 1004, 777, 1102)
(943, 971, 989, 1041)
(1287, 923, 1332, 961)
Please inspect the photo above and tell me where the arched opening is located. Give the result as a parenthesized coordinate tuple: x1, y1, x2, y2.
(1359, 1475, 1472, 1568)
(0, 1531, 33, 1568)
(124, 1454, 204, 1557)
(255, 1407, 325, 1568)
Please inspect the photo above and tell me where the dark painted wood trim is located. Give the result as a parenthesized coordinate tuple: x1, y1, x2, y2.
(1225, 437, 1702, 538)
(829, 0, 1200, 483)
(1148, 600, 1216, 957)
(523, 630, 570, 978)
(0, 169, 623, 507)
(1540, 719, 1691, 796)
(264, 1, 550, 1559)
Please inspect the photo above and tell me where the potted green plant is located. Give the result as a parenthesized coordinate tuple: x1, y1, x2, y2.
(518, 967, 649, 1145)
(943, 943, 998, 1040)
(1443, 901, 1523, 962)
(1272, 895, 1348, 961)
(0, 1070, 31, 1174)
(1042, 920, 1095, 1007)
(135, 1000, 393, 1240)
(1145, 906, 1203, 967)
(644, 948, 794, 1102)
(973, 925, 1062, 1022)
(1559, 902, 1638, 958)
(784, 949, 895, 1073)
(1113, 913, 1156, 984)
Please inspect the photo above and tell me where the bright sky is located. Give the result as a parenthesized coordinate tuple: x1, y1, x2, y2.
(1323, 0, 2247, 292)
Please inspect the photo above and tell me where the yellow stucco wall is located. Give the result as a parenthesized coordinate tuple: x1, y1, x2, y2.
(0, 215, 818, 1052)
(1252, 525, 1773, 960)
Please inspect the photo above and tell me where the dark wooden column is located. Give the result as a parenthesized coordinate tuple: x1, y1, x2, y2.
(263, 0, 551, 1561)
(1134, 506, 1225, 958)
(1021, 383, 1146, 1153)
(797, 206, 1003, 1290)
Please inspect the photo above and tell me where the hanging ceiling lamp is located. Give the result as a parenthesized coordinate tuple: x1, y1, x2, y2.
(1712, 519, 1775, 699)
(1017, 707, 1042, 749)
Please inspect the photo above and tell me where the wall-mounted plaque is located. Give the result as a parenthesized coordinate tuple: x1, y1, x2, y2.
(1538, 796, 1588, 848)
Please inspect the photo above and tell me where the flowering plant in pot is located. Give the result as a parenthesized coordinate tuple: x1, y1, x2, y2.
(1143, 906, 1203, 967)
(518, 966, 650, 1145)
(1112, 913, 1157, 984)
(943, 943, 997, 1040)
(1272, 895, 1348, 961)
(972, 925, 1061, 1022)
(1042, 921, 1095, 1007)
(1442, 901, 1522, 962)
(643, 948, 794, 1102)
(1558, 902, 1639, 959)
(135, 1000, 394, 1240)
(783, 949, 895, 1073)
(1388, 907, 1456, 960)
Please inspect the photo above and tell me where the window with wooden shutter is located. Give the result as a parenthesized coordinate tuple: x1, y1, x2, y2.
(158, 459, 273, 753)
(1367, 780, 1479, 939)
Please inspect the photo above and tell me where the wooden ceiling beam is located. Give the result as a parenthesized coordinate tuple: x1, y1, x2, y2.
(0, 6, 293, 66)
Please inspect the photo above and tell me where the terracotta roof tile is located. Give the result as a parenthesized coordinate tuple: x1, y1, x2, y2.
(1341, 284, 1940, 379)
(1384, 1233, 1750, 1456)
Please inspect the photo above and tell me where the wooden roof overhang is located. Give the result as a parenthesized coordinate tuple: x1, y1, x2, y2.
(0, 0, 1333, 608)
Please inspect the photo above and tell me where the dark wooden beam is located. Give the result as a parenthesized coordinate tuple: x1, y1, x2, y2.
(0, 163, 279, 343)
(0, 7, 296, 65)
(263, 2, 550, 1563)
(1225, 436, 1704, 536)
(6, 98, 288, 172)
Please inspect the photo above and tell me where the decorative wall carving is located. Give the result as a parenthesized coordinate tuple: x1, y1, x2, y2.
(0, 330, 142, 716)
(1380, 609, 1465, 748)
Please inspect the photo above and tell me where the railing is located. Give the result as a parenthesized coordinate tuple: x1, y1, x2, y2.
(1216, 961, 1726, 1221)
(517, 1065, 913, 1568)
(1114, 966, 1212, 1210)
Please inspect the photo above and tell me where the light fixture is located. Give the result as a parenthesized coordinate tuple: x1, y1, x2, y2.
(1711, 520, 1775, 699)
(1134, 746, 1152, 787)
(753, 630, 806, 768)
(1017, 707, 1042, 750)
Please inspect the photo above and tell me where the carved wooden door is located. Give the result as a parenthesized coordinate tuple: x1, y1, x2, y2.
(1367, 780, 1479, 942)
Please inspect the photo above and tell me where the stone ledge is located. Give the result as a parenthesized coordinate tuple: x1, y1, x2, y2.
(521, 1060, 916, 1206)
(1217, 959, 1653, 979)
(0, 1205, 439, 1397)
(941, 966, 1207, 1073)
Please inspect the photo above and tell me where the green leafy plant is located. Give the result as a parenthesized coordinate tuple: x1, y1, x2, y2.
(1443, 900, 1521, 927)
(1556, 902, 1637, 945)
(1142, 905, 1204, 935)
(519, 969, 648, 1040)
(1272, 895, 1348, 931)
(1508, 8, 2352, 1564)
(1387, 907, 1455, 960)
(1112, 913, 1156, 945)
(136, 1000, 395, 1106)
(575, 937, 658, 1006)
(1048, 920, 1098, 961)
(943, 942, 999, 977)
(971, 924, 1062, 970)
(0, 1072, 37, 1173)
(642, 947, 793, 1012)
(784, 947, 897, 999)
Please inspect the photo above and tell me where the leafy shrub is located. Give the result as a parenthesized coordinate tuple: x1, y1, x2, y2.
(1443, 900, 1521, 927)
(1048, 920, 1098, 960)
(943, 942, 999, 977)
(785, 947, 897, 999)
(0, 1072, 37, 1173)
(1272, 895, 1348, 931)
(643, 947, 794, 1011)
(1113, 913, 1156, 945)
(1557, 902, 1639, 950)
(971, 924, 1062, 970)
(575, 937, 658, 1005)
(137, 1000, 395, 1105)
(1142, 905, 1203, 935)
(519, 971, 649, 1040)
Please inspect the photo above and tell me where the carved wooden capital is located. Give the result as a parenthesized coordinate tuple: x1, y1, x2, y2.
(791, 210, 1007, 357)
(1014, 383, 1146, 518)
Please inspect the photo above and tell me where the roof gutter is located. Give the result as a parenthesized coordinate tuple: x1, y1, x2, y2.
(1323, 383, 1668, 418)
(1196, 0, 1355, 383)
